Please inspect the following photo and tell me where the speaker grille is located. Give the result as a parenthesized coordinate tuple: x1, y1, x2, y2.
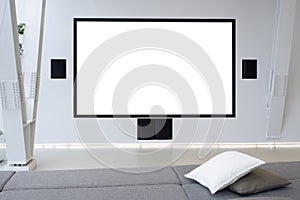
(242, 59, 257, 79)
(51, 59, 67, 79)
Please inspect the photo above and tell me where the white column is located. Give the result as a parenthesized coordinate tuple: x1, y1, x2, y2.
(0, 0, 43, 170)
(266, 0, 296, 138)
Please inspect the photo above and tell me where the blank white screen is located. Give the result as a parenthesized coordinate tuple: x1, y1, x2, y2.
(75, 19, 234, 116)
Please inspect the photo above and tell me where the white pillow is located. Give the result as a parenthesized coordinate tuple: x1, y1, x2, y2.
(184, 151, 265, 194)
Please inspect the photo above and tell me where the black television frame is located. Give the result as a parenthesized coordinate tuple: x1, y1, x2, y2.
(73, 18, 236, 118)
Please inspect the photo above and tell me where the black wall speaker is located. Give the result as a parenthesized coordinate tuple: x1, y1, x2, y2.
(137, 118, 172, 140)
(51, 59, 67, 79)
(242, 59, 257, 79)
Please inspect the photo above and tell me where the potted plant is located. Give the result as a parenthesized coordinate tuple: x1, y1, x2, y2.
(18, 23, 26, 55)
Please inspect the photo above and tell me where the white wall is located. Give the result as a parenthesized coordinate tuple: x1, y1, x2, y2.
(34, 0, 299, 144)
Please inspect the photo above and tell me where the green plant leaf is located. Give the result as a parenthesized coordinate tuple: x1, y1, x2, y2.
(18, 23, 26, 35)
(17, 23, 26, 55)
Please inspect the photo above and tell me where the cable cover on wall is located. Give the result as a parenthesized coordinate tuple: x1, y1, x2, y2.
(0, 80, 21, 110)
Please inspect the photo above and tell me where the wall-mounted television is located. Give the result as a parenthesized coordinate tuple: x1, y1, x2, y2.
(74, 18, 236, 118)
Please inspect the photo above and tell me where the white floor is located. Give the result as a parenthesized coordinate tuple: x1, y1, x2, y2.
(1, 144, 300, 171)
(34, 145, 300, 170)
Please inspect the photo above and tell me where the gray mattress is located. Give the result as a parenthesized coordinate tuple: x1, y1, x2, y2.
(0, 162, 299, 200)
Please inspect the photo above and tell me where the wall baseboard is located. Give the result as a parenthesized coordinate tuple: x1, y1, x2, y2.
(0, 142, 296, 150)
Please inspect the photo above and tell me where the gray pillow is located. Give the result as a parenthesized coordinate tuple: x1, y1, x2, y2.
(228, 197, 294, 200)
(228, 168, 290, 195)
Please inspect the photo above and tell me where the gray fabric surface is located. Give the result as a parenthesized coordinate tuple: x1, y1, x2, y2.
(172, 165, 198, 184)
(228, 197, 294, 200)
(182, 183, 238, 200)
(0, 184, 189, 200)
(172, 161, 300, 185)
(0, 172, 15, 192)
(182, 179, 300, 200)
(3, 167, 179, 191)
(1, 162, 300, 200)
(228, 168, 291, 195)
(260, 162, 300, 180)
